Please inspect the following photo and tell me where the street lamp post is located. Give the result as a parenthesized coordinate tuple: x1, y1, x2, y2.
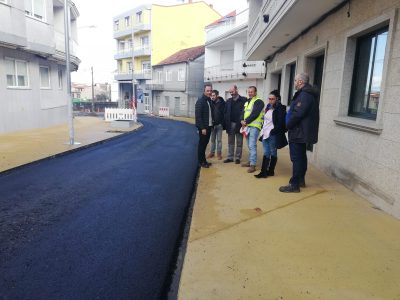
(64, 0, 74, 145)
(91, 66, 95, 113)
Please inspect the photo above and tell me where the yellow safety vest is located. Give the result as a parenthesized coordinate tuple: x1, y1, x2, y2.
(244, 96, 264, 130)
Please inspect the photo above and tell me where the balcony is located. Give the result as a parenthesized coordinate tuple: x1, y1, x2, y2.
(114, 49, 133, 60)
(133, 44, 151, 57)
(144, 81, 164, 90)
(113, 27, 132, 39)
(132, 22, 151, 33)
(206, 9, 248, 45)
(247, 0, 345, 60)
(204, 59, 265, 82)
(134, 69, 152, 80)
(114, 71, 134, 81)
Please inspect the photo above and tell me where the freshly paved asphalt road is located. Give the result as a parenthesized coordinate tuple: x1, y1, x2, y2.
(0, 116, 199, 299)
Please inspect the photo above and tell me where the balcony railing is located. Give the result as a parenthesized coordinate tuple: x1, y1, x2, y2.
(114, 48, 133, 59)
(134, 69, 152, 80)
(204, 59, 265, 81)
(206, 9, 248, 43)
(54, 30, 78, 57)
(133, 44, 151, 56)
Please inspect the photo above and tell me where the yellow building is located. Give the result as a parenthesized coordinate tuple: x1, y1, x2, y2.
(113, 1, 220, 113)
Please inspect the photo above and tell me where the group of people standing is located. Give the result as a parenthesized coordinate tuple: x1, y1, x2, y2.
(195, 73, 319, 193)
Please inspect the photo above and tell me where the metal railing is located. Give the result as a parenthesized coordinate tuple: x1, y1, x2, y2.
(206, 9, 248, 42)
(204, 59, 265, 81)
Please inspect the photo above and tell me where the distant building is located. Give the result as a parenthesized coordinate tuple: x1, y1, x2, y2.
(247, 0, 400, 218)
(149, 45, 205, 118)
(0, 0, 80, 133)
(112, 1, 220, 113)
(204, 8, 266, 99)
(71, 83, 111, 102)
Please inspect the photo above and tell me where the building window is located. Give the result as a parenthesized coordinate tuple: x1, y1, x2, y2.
(58, 67, 63, 89)
(220, 49, 234, 70)
(157, 71, 162, 83)
(125, 16, 130, 27)
(141, 36, 149, 47)
(136, 11, 142, 23)
(127, 62, 133, 74)
(287, 62, 296, 105)
(5, 58, 29, 88)
(164, 96, 170, 107)
(166, 70, 172, 82)
(39, 66, 51, 88)
(349, 26, 388, 119)
(25, 0, 46, 21)
(178, 68, 185, 81)
(114, 20, 119, 31)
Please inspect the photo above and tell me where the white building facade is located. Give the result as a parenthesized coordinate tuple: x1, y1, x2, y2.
(204, 9, 266, 100)
(0, 0, 79, 133)
(247, 0, 400, 218)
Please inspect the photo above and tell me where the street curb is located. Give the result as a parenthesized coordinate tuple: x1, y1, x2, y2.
(0, 123, 144, 177)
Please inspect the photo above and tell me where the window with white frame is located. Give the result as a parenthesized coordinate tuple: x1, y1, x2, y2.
(114, 20, 119, 31)
(127, 61, 133, 74)
(165, 70, 172, 81)
(125, 16, 130, 27)
(136, 11, 142, 23)
(5, 58, 29, 88)
(141, 36, 149, 48)
(39, 66, 51, 88)
(25, 0, 46, 21)
(157, 70, 162, 83)
(58, 67, 63, 89)
(178, 68, 185, 81)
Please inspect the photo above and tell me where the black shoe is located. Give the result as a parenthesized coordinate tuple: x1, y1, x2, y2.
(254, 172, 268, 179)
(200, 162, 212, 168)
(299, 179, 306, 188)
(279, 184, 300, 193)
(235, 159, 240, 164)
(223, 159, 233, 163)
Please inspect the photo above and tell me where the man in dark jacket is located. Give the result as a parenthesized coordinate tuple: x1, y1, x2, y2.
(223, 85, 247, 164)
(208, 90, 225, 160)
(279, 73, 320, 193)
(195, 84, 214, 168)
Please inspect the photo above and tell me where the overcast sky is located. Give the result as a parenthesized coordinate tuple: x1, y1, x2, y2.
(71, 0, 248, 85)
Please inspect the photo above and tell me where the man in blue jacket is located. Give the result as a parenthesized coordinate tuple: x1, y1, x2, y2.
(279, 73, 319, 193)
(195, 84, 214, 168)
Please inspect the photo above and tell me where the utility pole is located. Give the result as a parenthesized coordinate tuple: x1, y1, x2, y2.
(64, 0, 74, 145)
(91, 66, 95, 113)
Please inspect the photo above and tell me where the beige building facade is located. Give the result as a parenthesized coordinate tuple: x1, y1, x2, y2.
(247, 0, 400, 218)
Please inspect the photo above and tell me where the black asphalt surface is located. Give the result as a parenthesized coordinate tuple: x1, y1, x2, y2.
(0, 116, 199, 299)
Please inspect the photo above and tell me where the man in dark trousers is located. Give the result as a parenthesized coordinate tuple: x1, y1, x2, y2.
(223, 85, 247, 164)
(279, 73, 319, 193)
(208, 90, 225, 160)
(195, 84, 214, 168)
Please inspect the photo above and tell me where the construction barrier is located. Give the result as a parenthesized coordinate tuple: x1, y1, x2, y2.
(159, 107, 170, 117)
(104, 108, 137, 123)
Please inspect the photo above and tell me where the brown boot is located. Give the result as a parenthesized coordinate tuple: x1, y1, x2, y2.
(247, 165, 256, 173)
(207, 153, 214, 159)
(241, 162, 250, 167)
(217, 153, 222, 160)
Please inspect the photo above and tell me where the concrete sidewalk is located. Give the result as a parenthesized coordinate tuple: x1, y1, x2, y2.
(178, 133, 400, 299)
(0, 116, 142, 173)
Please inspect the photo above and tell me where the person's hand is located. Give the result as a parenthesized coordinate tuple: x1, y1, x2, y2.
(241, 120, 247, 126)
(201, 129, 207, 135)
